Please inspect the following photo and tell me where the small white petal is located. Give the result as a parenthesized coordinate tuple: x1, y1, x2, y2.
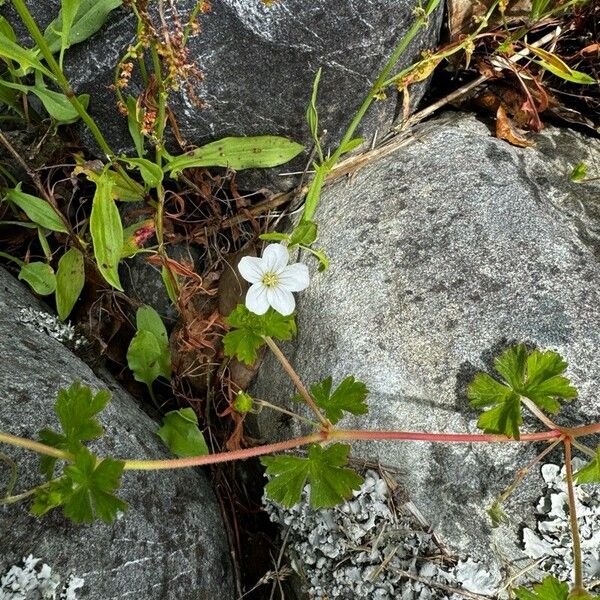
(238, 256, 264, 283)
(267, 286, 295, 315)
(246, 283, 270, 314)
(278, 263, 310, 292)
(262, 243, 289, 273)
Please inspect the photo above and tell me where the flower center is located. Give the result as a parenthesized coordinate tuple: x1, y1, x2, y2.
(261, 272, 279, 288)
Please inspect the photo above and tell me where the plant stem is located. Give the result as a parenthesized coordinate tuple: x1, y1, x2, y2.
(262, 336, 330, 428)
(254, 399, 320, 428)
(1, 480, 52, 505)
(122, 432, 326, 470)
(571, 438, 597, 459)
(10, 0, 115, 160)
(564, 438, 584, 592)
(521, 397, 560, 431)
(0, 432, 71, 460)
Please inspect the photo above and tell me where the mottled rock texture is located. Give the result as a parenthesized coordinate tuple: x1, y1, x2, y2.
(1, 0, 443, 189)
(0, 267, 234, 599)
(253, 112, 600, 580)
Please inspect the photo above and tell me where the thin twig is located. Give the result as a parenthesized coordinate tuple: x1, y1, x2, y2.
(564, 439, 584, 592)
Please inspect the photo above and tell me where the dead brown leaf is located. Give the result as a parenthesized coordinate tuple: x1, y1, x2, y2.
(495, 105, 535, 147)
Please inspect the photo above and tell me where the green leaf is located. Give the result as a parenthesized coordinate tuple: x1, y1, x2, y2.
(487, 500, 508, 528)
(38, 382, 111, 478)
(302, 165, 327, 222)
(126, 95, 145, 157)
(0, 32, 53, 76)
(135, 305, 170, 378)
(223, 305, 296, 365)
(58, 0, 82, 59)
(43, 0, 123, 54)
(157, 408, 209, 457)
(570, 162, 587, 182)
(338, 137, 364, 155)
(302, 245, 329, 271)
(74, 159, 145, 202)
(126, 329, 163, 388)
(121, 219, 154, 258)
(90, 172, 124, 290)
(308, 376, 368, 425)
(259, 232, 290, 242)
(56, 247, 85, 320)
(514, 576, 569, 600)
(5, 185, 67, 232)
(61, 448, 127, 523)
(122, 157, 163, 188)
(165, 136, 305, 177)
(161, 265, 179, 304)
(289, 221, 317, 247)
(575, 445, 600, 484)
(261, 444, 363, 508)
(306, 67, 322, 147)
(468, 345, 577, 439)
(18, 262, 56, 295)
(528, 46, 597, 85)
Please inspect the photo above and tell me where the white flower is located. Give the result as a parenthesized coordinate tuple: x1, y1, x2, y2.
(238, 244, 310, 316)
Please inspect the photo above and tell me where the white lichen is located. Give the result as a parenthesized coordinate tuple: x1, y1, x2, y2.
(522, 459, 600, 584)
(0, 555, 84, 600)
(264, 470, 499, 599)
(18, 308, 86, 350)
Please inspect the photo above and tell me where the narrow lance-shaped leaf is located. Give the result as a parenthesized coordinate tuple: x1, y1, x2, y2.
(165, 136, 305, 177)
(90, 173, 124, 290)
(56, 247, 85, 320)
(0, 32, 53, 76)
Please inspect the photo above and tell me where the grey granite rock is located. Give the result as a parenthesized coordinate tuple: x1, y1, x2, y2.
(0, 268, 234, 599)
(252, 112, 600, 585)
(1, 0, 442, 190)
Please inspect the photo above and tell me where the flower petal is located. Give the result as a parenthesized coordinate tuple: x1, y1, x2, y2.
(262, 243, 289, 273)
(246, 283, 270, 314)
(238, 256, 264, 283)
(278, 263, 310, 292)
(266, 286, 295, 316)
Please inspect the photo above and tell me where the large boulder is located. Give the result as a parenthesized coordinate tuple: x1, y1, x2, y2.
(2, 0, 442, 189)
(0, 268, 235, 599)
(253, 113, 600, 585)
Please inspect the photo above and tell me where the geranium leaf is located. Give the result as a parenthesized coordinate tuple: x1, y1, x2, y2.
(309, 376, 368, 424)
(514, 576, 569, 600)
(261, 443, 363, 509)
(575, 445, 600, 484)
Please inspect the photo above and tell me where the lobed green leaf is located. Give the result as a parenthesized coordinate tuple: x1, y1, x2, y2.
(308, 376, 368, 425)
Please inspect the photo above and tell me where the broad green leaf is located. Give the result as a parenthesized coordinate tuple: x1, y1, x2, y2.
(0, 33, 53, 76)
(56, 247, 85, 320)
(289, 221, 317, 247)
(18, 262, 56, 295)
(0, 16, 16, 43)
(135, 305, 170, 378)
(38, 382, 111, 478)
(468, 345, 577, 439)
(223, 305, 296, 365)
(43, 0, 123, 54)
(126, 329, 163, 388)
(6, 185, 67, 232)
(575, 445, 600, 484)
(122, 157, 163, 188)
(307, 376, 368, 425)
(157, 408, 209, 457)
(61, 448, 127, 523)
(90, 173, 124, 290)
(514, 576, 569, 600)
(73, 160, 144, 202)
(165, 136, 305, 177)
(262, 443, 363, 509)
(570, 162, 587, 182)
(126, 95, 145, 157)
(528, 46, 597, 85)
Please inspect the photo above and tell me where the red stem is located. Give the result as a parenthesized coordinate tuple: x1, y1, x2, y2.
(332, 429, 562, 443)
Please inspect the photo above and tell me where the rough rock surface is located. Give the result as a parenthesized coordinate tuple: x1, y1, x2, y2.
(0, 268, 234, 599)
(2, 0, 442, 189)
(253, 112, 600, 583)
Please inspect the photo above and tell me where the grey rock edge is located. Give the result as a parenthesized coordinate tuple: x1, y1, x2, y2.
(2, 0, 442, 190)
(0, 267, 235, 600)
(253, 112, 600, 586)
